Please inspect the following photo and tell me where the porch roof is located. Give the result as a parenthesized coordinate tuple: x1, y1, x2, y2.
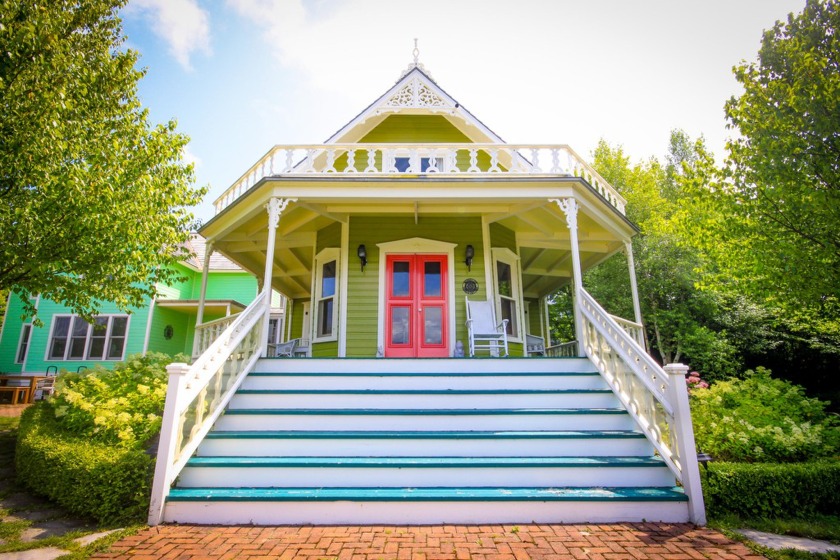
(199, 174, 638, 301)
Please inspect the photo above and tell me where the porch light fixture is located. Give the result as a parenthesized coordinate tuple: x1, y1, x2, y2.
(465, 244, 475, 271)
(357, 244, 367, 272)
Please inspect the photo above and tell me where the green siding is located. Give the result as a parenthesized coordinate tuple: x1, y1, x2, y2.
(346, 216, 486, 357)
(489, 223, 517, 252)
(311, 340, 338, 358)
(157, 263, 195, 300)
(526, 298, 543, 336)
(0, 295, 30, 374)
(148, 306, 192, 357)
(360, 115, 473, 143)
(288, 299, 306, 340)
(317, 223, 342, 252)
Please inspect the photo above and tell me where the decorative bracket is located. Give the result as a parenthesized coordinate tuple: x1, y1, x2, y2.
(550, 198, 578, 231)
(265, 197, 296, 230)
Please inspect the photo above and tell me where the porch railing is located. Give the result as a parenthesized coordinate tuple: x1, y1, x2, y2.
(148, 290, 269, 526)
(608, 313, 646, 349)
(546, 341, 579, 357)
(192, 313, 241, 358)
(578, 288, 705, 524)
(214, 143, 626, 216)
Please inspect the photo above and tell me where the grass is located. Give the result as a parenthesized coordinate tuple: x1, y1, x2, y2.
(710, 514, 840, 560)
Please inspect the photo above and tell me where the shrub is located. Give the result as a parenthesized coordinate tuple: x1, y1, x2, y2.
(690, 367, 840, 462)
(702, 461, 840, 519)
(51, 352, 180, 447)
(16, 404, 152, 524)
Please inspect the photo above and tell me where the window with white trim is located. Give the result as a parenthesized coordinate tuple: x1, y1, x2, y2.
(492, 248, 522, 340)
(313, 248, 340, 342)
(16, 324, 32, 364)
(48, 315, 129, 361)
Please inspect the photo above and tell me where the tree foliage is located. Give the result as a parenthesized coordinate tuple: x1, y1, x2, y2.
(680, 0, 840, 351)
(0, 1, 205, 321)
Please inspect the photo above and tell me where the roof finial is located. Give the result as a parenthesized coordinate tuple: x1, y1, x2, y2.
(412, 38, 420, 65)
(398, 38, 432, 81)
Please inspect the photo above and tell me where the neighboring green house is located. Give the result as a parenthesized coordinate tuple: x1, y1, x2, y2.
(0, 234, 268, 374)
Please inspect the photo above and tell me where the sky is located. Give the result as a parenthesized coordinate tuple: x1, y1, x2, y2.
(121, 0, 806, 223)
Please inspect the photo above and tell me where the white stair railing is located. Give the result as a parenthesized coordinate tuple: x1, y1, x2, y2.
(148, 290, 269, 526)
(578, 288, 706, 525)
(192, 312, 241, 358)
(608, 313, 646, 349)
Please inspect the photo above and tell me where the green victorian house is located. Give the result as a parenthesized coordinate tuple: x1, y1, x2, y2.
(149, 61, 706, 527)
(0, 234, 278, 377)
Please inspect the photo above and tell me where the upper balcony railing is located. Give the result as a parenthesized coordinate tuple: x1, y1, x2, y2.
(214, 144, 626, 216)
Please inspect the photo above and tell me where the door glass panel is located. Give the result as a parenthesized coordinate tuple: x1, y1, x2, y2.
(497, 261, 513, 298)
(424, 261, 441, 297)
(423, 307, 443, 345)
(392, 261, 410, 297)
(500, 298, 516, 336)
(391, 307, 410, 344)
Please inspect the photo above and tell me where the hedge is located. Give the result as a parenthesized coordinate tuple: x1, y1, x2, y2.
(16, 404, 153, 524)
(701, 461, 840, 519)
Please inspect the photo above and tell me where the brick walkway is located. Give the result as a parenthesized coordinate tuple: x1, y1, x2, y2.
(93, 523, 765, 559)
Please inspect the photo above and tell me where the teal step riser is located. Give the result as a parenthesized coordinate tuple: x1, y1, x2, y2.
(253, 357, 593, 375)
(196, 436, 654, 458)
(228, 392, 620, 410)
(176, 465, 677, 489)
(162, 500, 691, 525)
(214, 413, 636, 432)
(240, 375, 607, 392)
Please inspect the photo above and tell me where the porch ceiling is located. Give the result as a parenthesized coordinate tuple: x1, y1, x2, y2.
(200, 176, 637, 300)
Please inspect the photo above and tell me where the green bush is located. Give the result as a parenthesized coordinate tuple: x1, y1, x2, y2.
(702, 461, 840, 519)
(16, 404, 153, 524)
(51, 352, 180, 447)
(690, 367, 840, 462)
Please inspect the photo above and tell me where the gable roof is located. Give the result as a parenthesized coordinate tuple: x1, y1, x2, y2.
(324, 66, 507, 146)
(181, 233, 243, 272)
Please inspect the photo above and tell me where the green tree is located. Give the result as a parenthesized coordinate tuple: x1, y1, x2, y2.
(686, 0, 840, 347)
(0, 1, 205, 322)
(581, 133, 758, 380)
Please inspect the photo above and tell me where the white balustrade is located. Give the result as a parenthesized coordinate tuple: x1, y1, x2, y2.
(545, 341, 579, 357)
(213, 144, 626, 216)
(608, 313, 646, 349)
(578, 288, 705, 524)
(148, 290, 269, 526)
(192, 313, 241, 358)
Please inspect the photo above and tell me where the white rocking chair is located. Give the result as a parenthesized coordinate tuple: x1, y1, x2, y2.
(465, 297, 509, 357)
(268, 338, 298, 357)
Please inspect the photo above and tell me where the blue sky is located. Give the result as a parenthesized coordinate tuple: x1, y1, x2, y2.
(121, 0, 805, 223)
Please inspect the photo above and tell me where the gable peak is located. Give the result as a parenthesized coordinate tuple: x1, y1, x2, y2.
(398, 38, 433, 81)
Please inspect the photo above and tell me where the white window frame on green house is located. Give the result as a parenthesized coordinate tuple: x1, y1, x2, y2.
(491, 248, 525, 342)
(45, 314, 130, 362)
(16, 324, 32, 364)
(312, 248, 340, 343)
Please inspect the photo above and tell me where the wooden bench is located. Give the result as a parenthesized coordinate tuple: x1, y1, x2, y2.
(0, 386, 29, 404)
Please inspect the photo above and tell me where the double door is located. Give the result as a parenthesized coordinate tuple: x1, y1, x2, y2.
(385, 254, 448, 357)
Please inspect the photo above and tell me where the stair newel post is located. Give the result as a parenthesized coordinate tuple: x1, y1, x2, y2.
(148, 362, 191, 526)
(663, 363, 707, 525)
(552, 198, 585, 356)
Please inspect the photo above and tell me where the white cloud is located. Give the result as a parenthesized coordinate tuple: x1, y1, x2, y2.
(131, 0, 211, 70)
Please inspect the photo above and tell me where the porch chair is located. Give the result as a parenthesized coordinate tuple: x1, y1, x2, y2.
(268, 338, 298, 357)
(526, 334, 546, 356)
(465, 297, 509, 357)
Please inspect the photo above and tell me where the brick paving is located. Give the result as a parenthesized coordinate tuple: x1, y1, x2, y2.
(93, 523, 765, 559)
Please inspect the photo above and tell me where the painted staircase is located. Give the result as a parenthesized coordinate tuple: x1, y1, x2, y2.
(162, 357, 690, 524)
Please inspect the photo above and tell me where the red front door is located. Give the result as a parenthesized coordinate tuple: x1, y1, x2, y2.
(385, 254, 448, 357)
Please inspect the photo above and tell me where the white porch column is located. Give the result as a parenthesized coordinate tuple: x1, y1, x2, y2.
(625, 240, 643, 325)
(551, 198, 584, 355)
(260, 198, 294, 357)
(193, 241, 213, 353)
